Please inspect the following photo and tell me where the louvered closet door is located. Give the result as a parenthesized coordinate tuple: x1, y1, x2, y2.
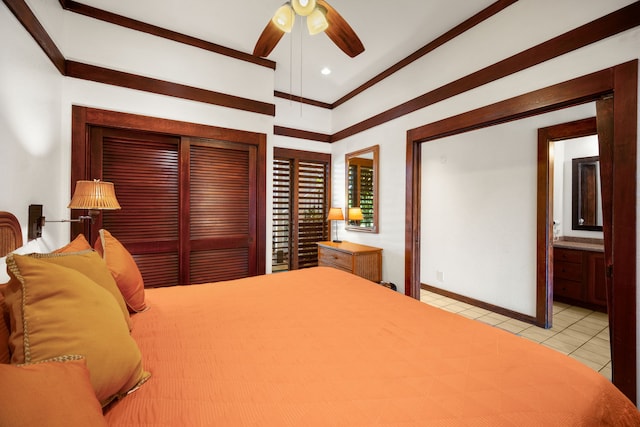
(93, 128, 258, 288)
(297, 160, 328, 268)
(97, 128, 181, 288)
(272, 149, 330, 271)
(188, 139, 256, 283)
(272, 159, 291, 271)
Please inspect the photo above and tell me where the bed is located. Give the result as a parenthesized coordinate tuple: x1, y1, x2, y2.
(1, 211, 639, 426)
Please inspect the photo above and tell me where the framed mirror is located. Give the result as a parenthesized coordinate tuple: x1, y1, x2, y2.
(572, 155, 602, 231)
(345, 145, 379, 233)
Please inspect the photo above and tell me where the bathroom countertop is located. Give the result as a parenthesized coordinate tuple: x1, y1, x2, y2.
(553, 238, 604, 252)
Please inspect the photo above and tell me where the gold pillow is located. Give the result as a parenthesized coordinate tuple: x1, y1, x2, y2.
(0, 357, 108, 427)
(27, 250, 131, 330)
(94, 229, 147, 312)
(4, 254, 150, 406)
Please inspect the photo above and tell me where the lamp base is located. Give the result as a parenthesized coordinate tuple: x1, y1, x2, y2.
(332, 239, 342, 243)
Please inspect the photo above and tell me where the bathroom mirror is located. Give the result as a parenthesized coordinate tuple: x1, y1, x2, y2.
(345, 145, 379, 233)
(572, 155, 602, 231)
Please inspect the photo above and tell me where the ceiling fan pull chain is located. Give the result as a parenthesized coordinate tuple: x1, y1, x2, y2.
(299, 22, 303, 117)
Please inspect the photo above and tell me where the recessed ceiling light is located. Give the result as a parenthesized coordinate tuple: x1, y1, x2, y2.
(321, 67, 331, 76)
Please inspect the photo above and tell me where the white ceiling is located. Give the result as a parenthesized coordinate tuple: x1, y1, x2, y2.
(76, 0, 498, 104)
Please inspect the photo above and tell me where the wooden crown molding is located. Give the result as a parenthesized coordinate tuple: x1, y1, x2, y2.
(332, 1, 640, 142)
(58, 0, 276, 70)
(4, 0, 639, 139)
(274, 126, 332, 143)
(331, 0, 517, 109)
(3, 0, 65, 74)
(65, 61, 275, 116)
(3, 0, 275, 116)
(274, 91, 333, 110)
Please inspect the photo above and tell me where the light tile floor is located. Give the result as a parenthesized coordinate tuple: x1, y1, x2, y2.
(420, 289, 612, 380)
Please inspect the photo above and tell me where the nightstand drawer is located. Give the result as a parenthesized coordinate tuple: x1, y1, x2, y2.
(318, 247, 352, 270)
(316, 241, 383, 283)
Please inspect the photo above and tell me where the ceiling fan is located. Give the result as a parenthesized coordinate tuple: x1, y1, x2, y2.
(253, 0, 365, 58)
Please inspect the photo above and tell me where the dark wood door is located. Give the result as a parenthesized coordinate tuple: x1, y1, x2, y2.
(87, 127, 258, 287)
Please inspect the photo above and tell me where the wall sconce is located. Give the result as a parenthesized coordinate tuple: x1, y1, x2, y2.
(327, 207, 344, 243)
(28, 180, 121, 240)
(348, 207, 363, 222)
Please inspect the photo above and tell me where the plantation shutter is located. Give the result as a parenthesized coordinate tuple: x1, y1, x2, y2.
(272, 158, 291, 271)
(272, 148, 330, 271)
(297, 161, 328, 268)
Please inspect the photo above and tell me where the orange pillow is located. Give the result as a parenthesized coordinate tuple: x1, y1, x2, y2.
(94, 229, 147, 312)
(4, 254, 150, 406)
(0, 357, 108, 427)
(53, 234, 92, 253)
(0, 284, 9, 364)
(27, 250, 132, 330)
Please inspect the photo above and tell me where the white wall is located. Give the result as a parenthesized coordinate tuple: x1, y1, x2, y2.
(0, 3, 64, 251)
(421, 104, 595, 316)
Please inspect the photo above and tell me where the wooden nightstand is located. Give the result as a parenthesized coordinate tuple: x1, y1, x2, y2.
(317, 241, 382, 282)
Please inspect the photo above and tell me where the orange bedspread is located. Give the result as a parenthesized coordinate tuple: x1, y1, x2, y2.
(105, 267, 640, 426)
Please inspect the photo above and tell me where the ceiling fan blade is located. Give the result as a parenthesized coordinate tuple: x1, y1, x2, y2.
(317, 0, 365, 58)
(253, 20, 285, 57)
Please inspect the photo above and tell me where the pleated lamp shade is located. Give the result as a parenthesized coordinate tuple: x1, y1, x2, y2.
(68, 180, 121, 210)
(348, 207, 363, 221)
(327, 207, 344, 221)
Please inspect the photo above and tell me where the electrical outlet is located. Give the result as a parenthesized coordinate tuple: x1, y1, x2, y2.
(437, 270, 444, 282)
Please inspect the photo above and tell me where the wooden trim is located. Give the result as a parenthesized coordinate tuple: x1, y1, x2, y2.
(274, 91, 333, 110)
(58, 0, 275, 70)
(5, 0, 639, 134)
(65, 61, 275, 116)
(334, 1, 640, 142)
(421, 283, 537, 325)
(610, 60, 637, 403)
(408, 69, 612, 143)
(3, 0, 66, 74)
(406, 60, 637, 403)
(274, 126, 332, 143)
(274, 147, 331, 163)
(536, 118, 598, 329)
(332, 0, 517, 108)
(74, 106, 267, 144)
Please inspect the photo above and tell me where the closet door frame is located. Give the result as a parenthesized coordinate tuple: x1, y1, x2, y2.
(70, 105, 267, 278)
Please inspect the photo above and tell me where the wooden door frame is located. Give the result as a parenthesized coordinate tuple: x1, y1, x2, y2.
(406, 60, 637, 402)
(70, 105, 267, 276)
(537, 117, 599, 328)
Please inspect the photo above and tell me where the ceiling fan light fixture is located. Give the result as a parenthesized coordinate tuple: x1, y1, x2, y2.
(307, 6, 328, 35)
(291, 0, 316, 16)
(272, 3, 295, 33)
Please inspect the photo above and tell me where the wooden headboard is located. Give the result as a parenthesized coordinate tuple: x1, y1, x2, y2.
(0, 212, 22, 257)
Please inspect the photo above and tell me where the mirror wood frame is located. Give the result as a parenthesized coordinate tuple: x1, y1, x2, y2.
(572, 155, 603, 231)
(345, 145, 379, 233)
(406, 61, 637, 403)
